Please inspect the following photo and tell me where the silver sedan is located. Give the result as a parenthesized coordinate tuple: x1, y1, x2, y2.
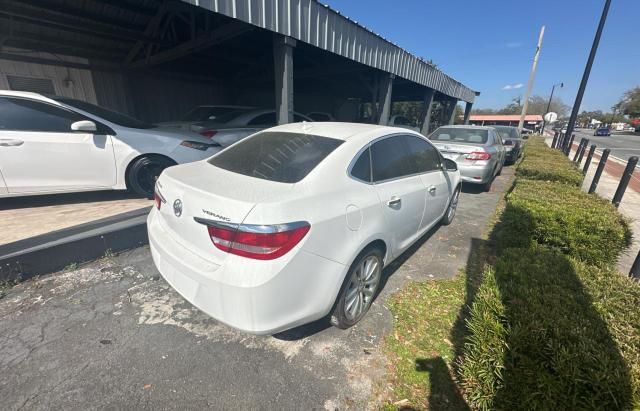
(429, 125, 506, 190)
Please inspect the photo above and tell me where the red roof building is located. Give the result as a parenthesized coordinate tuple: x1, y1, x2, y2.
(469, 114, 544, 129)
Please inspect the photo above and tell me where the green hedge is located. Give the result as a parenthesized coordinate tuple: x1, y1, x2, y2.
(459, 247, 640, 410)
(494, 179, 631, 266)
(516, 137, 584, 187)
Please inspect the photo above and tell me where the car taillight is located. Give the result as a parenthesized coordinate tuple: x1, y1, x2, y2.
(199, 130, 218, 139)
(466, 151, 491, 161)
(154, 186, 166, 210)
(199, 220, 310, 260)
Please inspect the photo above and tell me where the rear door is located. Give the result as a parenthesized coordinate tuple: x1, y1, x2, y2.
(0, 96, 116, 194)
(370, 135, 427, 256)
(403, 135, 450, 230)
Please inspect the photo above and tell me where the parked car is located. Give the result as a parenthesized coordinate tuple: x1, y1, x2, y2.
(389, 114, 419, 132)
(493, 126, 523, 164)
(0, 91, 219, 198)
(428, 125, 505, 191)
(148, 122, 461, 334)
(594, 127, 611, 136)
(157, 105, 254, 130)
(191, 108, 313, 147)
(306, 111, 335, 122)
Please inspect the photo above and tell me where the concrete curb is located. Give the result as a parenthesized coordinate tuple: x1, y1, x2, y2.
(0, 207, 151, 282)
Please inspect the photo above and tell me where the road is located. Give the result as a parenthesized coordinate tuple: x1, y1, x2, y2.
(573, 129, 640, 163)
(0, 168, 514, 410)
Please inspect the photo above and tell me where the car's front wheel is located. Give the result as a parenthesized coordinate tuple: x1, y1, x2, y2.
(127, 155, 176, 198)
(330, 247, 383, 329)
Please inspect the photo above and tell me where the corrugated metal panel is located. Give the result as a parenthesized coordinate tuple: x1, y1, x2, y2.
(184, 0, 476, 102)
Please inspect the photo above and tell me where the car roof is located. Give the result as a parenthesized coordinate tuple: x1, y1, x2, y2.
(0, 90, 61, 105)
(437, 125, 496, 131)
(266, 122, 417, 141)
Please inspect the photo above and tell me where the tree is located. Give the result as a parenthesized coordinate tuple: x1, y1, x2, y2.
(614, 86, 640, 118)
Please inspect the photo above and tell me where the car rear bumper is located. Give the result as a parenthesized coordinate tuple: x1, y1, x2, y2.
(457, 162, 494, 184)
(147, 209, 346, 334)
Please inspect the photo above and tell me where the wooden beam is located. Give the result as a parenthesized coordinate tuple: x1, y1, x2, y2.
(129, 23, 252, 68)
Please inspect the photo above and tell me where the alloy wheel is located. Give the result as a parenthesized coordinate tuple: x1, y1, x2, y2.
(344, 255, 381, 321)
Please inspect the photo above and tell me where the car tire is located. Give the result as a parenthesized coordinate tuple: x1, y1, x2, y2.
(441, 185, 461, 226)
(330, 247, 384, 329)
(127, 155, 176, 198)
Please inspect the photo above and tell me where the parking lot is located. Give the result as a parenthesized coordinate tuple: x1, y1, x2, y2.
(0, 166, 513, 410)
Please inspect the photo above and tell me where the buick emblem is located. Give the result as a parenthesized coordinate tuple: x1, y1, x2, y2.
(173, 199, 183, 217)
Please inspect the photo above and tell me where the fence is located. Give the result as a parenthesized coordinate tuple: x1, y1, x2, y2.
(552, 131, 640, 279)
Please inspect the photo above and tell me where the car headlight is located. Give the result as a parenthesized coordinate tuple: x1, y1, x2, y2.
(180, 140, 219, 151)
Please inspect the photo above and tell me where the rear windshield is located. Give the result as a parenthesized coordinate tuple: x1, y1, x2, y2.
(494, 126, 520, 139)
(430, 128, 489, 144)
(209, 131, 343, 183)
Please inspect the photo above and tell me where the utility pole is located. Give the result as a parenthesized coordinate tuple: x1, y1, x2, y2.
(563, 0, 612, 152)
(541, 82, 563, 135)
(518, 25, 545, 132)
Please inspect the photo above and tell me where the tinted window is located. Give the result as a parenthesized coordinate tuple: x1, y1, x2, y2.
(371, 136, 412, 181)
(393, 116, 410, 126)
(494, 126, 520, 139)
(429, 127, 488, 144)
(350, 148, 371, 182)
(0, 97, 84, 132)
(209, 132, 343, 183)
(247, 113, 276, 126)
(403, 135, 441, 172)
(53, 97, 153, 129)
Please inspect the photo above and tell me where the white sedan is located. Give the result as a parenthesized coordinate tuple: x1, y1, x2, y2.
(148, 122, 461, 334)
(0, 91, 219, 198)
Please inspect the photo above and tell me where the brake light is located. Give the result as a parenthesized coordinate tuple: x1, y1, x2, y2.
(199, 130, 218, 139)
(466, 151, 491, 161)
(200, 220, 310, 260)
(154, 186, 166, 210)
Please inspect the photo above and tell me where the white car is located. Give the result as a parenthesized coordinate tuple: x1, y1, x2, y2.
(0, 91, 219, 198)
(389, 114, 420, 132)
(156, 105, 254, 131)
(148, 122, 461, 334)
(191, 108, 313, 146)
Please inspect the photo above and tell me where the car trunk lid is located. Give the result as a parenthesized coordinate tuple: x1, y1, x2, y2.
(431, 142, 487, 162)
(154, 161, 295, 264)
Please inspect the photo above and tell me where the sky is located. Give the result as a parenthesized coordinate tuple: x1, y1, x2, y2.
(322, 0, 640, 112)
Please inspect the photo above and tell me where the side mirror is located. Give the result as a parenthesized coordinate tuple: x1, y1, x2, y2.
(71, 120, 97, 132)
(443, 158, 458, 171)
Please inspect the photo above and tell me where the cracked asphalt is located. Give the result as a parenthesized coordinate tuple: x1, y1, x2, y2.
(0, 166, 514, 410)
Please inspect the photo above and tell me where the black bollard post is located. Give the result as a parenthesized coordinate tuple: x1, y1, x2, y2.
(612, 156, 639, 208)
(577, 138, 589, 164)
(630, 249, 640, 280)
(589, 148, 610, 194)
(565, 134, 576, 156)
(551, 132, 559, 149)
(573, 139, 585, 162)
(558, 132, 565, 150)
(583, 144, 596, 175)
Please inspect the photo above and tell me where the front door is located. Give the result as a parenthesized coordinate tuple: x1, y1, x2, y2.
(0, 96, 116, 194)
(370, 135, 427, 256)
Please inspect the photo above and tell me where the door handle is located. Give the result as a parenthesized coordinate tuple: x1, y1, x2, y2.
(0, 139, 24, 147)
(387, 196, 401, 207)
(428, 186, 437, 194)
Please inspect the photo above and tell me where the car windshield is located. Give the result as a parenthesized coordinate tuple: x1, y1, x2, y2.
(53, 97, 154, 129)
(429, 128, 489, 144)
(205, 109, 253, 124)
(494, 126, 520, 139)
(180, 106, 240, 122)
(209, 131, 343, 183)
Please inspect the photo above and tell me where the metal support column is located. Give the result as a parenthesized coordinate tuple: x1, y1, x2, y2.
(420, 88, 435, 135)
(273, 35, 296, 125)
(378, 74, 394, 125)
(447, 99, 458, 125)
(463, 101, 473, 125)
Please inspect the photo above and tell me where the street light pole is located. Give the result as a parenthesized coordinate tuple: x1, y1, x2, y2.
(562, 0, 612, 152)
(541, 82, 563, 135)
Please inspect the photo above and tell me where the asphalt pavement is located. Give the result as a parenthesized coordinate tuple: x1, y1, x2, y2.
(0, 167, 514, 410)
(572, 129, 640, 163)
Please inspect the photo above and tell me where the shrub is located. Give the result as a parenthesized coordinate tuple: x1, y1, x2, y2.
(459, 247, 640, 410)
(516, 137, 583, 187)
(494, 179, 631, 265)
